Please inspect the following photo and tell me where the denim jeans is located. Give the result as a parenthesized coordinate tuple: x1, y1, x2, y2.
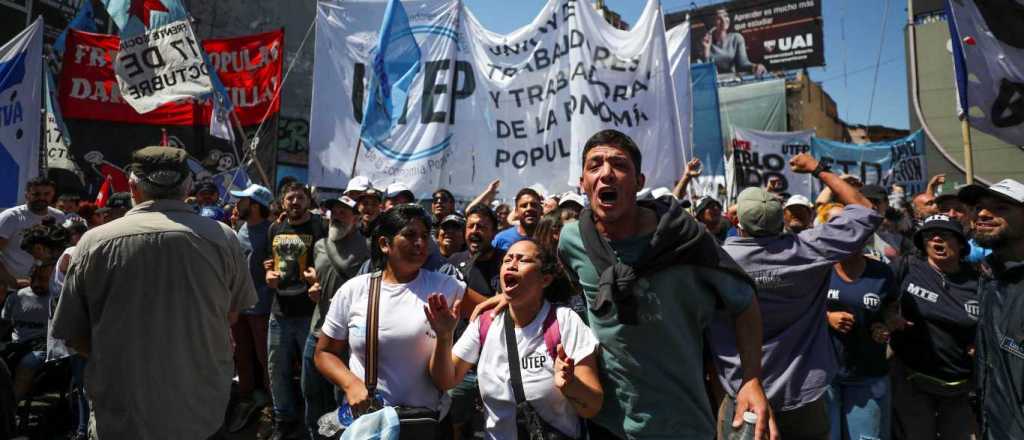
(70, 355, 90, 435)
(268, 315, 312, 423)
(302, 332, 340, 439)
(826, 375, 890, 440)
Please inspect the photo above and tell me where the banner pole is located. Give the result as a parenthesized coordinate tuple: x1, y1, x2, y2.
(349, 137, 363, 178)
(231, 110, 273, 188)
(961, 118, 975, 185)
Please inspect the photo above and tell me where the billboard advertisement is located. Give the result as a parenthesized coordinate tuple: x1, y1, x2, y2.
(684, 0, 823, 75)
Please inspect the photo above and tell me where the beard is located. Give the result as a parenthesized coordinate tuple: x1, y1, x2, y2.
(329, 222, 354, 241)
(974, 228, 1007, 249)
(28, 200, 48, 213)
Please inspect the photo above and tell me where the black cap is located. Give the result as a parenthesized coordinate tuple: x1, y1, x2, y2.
(440, 214, 466, 228)
(97, 192, 132, 212)
(195, 180, 220, 195)
(914, 214, 968, 254)
(860, 184, 888, 202)
(127, 146, 189, 188)
(694, 197, 722, 217)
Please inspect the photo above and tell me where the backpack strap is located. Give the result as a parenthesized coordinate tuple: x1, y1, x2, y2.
(542, 305, 561, 361)
(478, 310, 496, 353)
(364, 271, 383, 396)
(479, 305, 561, 360)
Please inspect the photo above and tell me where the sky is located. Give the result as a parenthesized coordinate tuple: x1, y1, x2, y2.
(463, 0, 912, 130)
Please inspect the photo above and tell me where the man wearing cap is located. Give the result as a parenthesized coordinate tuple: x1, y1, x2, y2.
(225, 183, 276, 432)
(383, 182, 415, 211)
(96, 192, 132, 223)
(783, 195, 815, 234)
(52, 146, 256, 439)
(0, 177, 64, 295)
(712, 153, 881, 439)
(301, 195, 369, 439)
(355, 188, 383, 247)
(933, 180, 993, 264)
(194, 181, 229, 223)
(263, 181, 327, 439)
(436, 214, 466, 259)
(959, 179, 1024, 440)
(694, 196, 728, 243)
(557, 130, 774, 439)
(559, 192, 585, 223)
(344, 176, 373, 200)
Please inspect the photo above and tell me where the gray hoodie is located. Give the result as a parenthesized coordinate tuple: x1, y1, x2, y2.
(710, 204, 882, 411)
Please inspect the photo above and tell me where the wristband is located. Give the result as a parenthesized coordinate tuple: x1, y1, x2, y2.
(811, 162, 830, 179)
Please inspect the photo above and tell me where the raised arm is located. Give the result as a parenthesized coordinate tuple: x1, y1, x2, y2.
(790, 154, 872, 208)
(673, 158, 702, 200)
(466, 179, 501, 212)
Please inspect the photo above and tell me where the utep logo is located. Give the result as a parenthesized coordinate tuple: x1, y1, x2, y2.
(964, 299, 980, 320)
(863, 293, 881, 311)
(521, 352, 547, 373)
(357, 25, 466, 163)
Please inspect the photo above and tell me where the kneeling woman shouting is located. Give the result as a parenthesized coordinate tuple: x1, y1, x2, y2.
(425, 239, 603, 439)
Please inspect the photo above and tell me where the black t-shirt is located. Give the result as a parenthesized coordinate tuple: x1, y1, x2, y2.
(445, 249, 504, 297)
(889, 256, 981, 382)
(827, 259, 895, 379)
(267, 216, 327, 317)
(977, 258, 1024, 439)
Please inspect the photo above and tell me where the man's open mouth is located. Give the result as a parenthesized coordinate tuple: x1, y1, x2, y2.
(597, 187, 618, 204)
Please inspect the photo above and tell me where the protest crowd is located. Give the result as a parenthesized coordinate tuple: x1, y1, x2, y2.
(0, 128, 1021, 440)
(2, 0, 1024, 438)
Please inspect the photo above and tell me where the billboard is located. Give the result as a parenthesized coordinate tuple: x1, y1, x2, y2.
(681, 0, 823, 75)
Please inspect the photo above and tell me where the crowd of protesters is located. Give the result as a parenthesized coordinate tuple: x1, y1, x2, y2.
(0, 129, 1022, 440)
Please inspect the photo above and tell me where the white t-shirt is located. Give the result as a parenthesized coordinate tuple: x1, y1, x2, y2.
(321, 269, 466, 411)
(453, 302, 599, 440)
(0, 205, 65, 280)
(47, 246, 76, 361)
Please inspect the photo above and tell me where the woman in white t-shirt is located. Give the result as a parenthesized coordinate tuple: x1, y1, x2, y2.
(424, 239, 603, 439)
(313, 204, 495, 431)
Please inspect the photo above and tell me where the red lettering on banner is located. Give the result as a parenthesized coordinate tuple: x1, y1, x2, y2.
(59, 28, 283, 126)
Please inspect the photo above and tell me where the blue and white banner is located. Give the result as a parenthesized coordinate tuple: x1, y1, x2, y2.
(309, 0, 691, 198)
(0, 19, 43, 208)
(811, 130, 928, 194)
(730, 128, 814, 198)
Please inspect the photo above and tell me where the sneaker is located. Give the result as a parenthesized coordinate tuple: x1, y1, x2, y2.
(228, 397, 259, 433)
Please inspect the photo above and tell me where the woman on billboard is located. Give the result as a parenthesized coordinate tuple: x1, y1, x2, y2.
(701, 7, 768, 76)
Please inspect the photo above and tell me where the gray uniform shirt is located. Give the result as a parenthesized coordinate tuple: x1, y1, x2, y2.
(712, 205, 882, 411)
(52, 199, 257, 440)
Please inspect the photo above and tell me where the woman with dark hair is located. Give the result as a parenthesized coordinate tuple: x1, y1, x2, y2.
(314, 204, 494, 438)
(885, 214, 981, 439)
(532, 212, 564, 254)
(700, 7, 767, 76)
(424, 239, 603, 439)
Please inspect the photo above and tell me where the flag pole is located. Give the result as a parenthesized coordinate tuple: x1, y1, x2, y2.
(961, 118, 975, 185)
(230, 110, 272, 188)
(350, 137, 363, 178)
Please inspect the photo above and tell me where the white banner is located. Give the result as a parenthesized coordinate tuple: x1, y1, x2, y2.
(309, 0, 690, 198)
(0, 18, 43, 207)
(115, 19, 212, 114)
(730, 128, 815, 199)
(44, 70, 82, 176)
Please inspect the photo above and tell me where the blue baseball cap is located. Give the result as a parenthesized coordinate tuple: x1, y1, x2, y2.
(230, 184, 274, 208)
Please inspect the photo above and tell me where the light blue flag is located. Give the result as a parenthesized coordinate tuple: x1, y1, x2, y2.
(54, 0, 98, 58)
(361, 0, 422, 144)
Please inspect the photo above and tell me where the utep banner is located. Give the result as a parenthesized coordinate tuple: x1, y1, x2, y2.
(811, 130, 928, 195)
(731, 128, 814, 198)
(309, 0, 690, 197)
(0, 19, 43, 207)
(59, 29, 283, 126)
(688, 0, 823, 76)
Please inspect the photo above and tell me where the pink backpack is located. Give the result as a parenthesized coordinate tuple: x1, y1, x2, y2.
(478, 305, 561, 360)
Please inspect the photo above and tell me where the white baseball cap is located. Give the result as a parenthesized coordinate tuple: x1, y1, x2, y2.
(784, 194, 814, 209)
(959, 179, 1024, 206)
(385, 182, 415, 200)
(651, 187, 674, 200)
(559, 192, 585, 208)
(345, 176, 373, 195)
